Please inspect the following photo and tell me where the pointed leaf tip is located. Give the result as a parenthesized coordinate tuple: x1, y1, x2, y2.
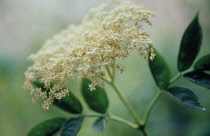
(93, 117, 109, 133)
(202, 107, 206, 111)
(196, 11, 200, 17)
(178, 12, 202, 72)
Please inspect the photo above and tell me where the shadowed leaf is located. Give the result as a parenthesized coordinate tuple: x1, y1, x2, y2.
(82, 78, 109, 113)
(194, 54, 210, 71)
(60, 117, 84, 136)
(33, 82, 83, 114)
(184, 71, 210, 88)
(28, 117, 66, 136)
(53, 92, 83, 114)
(167, 86, 205, 111)
(178, 12, 202, 72)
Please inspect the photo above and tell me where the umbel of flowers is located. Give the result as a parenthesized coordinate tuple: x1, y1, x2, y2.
(24, 0, 155, 110)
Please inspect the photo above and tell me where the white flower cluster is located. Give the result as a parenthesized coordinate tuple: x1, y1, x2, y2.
(24, 0, 155, 110)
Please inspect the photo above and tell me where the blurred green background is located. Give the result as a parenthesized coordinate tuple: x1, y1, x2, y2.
(0, 0, 210, 136)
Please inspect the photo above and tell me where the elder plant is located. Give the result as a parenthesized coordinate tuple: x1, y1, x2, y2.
(24, 1, 210, 136)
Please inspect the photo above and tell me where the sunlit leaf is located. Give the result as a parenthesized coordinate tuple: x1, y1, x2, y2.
(33, 82, 83, 114)
(178, 12, 202, 72)
(82, 78, 109, 113)
(93, 117, 109, 133)
(194, 54, 210, 71)
(167, 86, 205, 111)
(184, 71, 210, 88)
(28, 117, 66, 136)
(149, 48, 171, 89)
(60, 117, 84, 136)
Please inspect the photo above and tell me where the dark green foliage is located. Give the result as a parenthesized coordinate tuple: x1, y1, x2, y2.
(194, 54, 210, 71)
(53, 92, 83, 114)
(82, 78, 109, 113)
(28, 11, 209, 136)
(178, 12, 202, 72)
(60, 117, 84, 136)
(93, 117, 108, 133)
(28, 117, 66, 136)
(184, 71, 210, 88)
(149, 49, 171, 89)
(32, 82, 83, 114)
(167, 86, 205, 111)
(184, 54, 210, 88)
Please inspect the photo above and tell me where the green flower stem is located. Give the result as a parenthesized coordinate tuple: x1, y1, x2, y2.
(112, 59, 116, 81)
(109, 114, 138, 129)
(142, 72, 183, 125)
(106, 66, 114, 80)
(141, 128, 150, 136)
(142, 71, 185, 126)
(83, 113, 138, 129)
(142, 90, 163, 124)
(100, 76, 112, 84)
(169, 68, 193, 85)
(169, 72, 181, 84)
(110, 82, 143, 125)
(105, 67, 142, 124)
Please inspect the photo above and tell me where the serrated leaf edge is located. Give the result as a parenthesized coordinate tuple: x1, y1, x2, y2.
(166, 86, 206, 111)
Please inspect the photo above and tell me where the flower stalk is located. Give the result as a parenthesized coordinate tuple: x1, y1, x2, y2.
(110, 81, 143, 125)
(105, 67, 153, 136)
(142, 90, 163, 124)
(105, 66, 184, 136)
(83, 113, 138, 129)
(169, 72, 181, 84)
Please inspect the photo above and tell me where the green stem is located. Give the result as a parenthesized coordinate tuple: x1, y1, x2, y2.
(100, 76, 112, 84)
(112, 59, 116, 81)
(105, 67, 142, 125)
(106, 66, 113, 80)
(143, 90, 162, 124)
(169, 72, 181, 84)
(83, 113, 138, 129)
(110, 115, 138, 129)
(141, 128, 150, 136)
(110, 81, 143, 125)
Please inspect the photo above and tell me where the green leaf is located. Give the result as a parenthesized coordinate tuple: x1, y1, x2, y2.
(60, 117, 84, 136)
(178, 12, 202, 72)
(53, 92, 83, 114)
(149, 48, 171, 89)
(82, 78, 109, 113)
(194, 54, 210, 71)
(93, 117, 109, 133)
(32, 82, 83, 114)
(167, 86, 205, 111)
(184, 71, 210, 88)
(28, 117, 66, 136)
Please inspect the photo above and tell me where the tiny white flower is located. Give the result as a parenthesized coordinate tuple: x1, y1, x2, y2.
(24, 0, 155, 110)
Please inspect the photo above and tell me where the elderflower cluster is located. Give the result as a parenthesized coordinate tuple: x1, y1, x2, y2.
(24, 0, 155, 110)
